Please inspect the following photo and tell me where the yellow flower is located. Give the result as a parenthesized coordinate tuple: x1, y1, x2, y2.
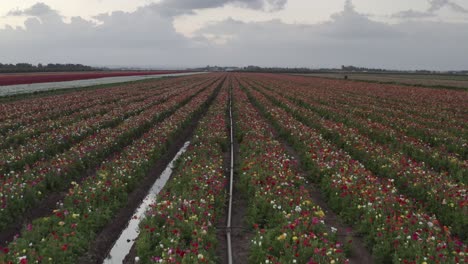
(292, 236, 298, 241)
(315, 210, 325, 217)
(189, 215, 198, 221)
(277, 233, 287, 241)
(58, 221, 65, 226)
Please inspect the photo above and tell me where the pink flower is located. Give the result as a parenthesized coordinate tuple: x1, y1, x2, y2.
(312, 217, 319, 225)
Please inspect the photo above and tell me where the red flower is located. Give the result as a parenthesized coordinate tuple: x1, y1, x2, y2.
(61, 244, 68, 251)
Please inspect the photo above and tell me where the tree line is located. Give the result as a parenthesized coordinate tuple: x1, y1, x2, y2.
(0, 63, 100, 73)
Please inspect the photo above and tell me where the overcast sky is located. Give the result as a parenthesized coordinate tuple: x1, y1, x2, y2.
(1, 0, 468, 70)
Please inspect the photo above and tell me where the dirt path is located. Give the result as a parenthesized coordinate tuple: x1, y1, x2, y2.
(216, 85, 252, 264)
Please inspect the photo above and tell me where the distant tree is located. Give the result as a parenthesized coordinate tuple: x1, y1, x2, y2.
(0, 63, 99, 73)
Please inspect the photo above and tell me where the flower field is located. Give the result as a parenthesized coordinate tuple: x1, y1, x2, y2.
(0, 71, 188, 86)
(0, 73, 466, 263)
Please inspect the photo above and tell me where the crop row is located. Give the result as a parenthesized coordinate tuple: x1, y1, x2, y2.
(250, 75, 467, 166)
(249, 76, 467, 178)
(0, 75, 209, 141)
(0, 77, 213, 173)
(248, 80, 467, 239)
(0, 75, 223, 263)
(0, 82, 143, 129)
(279, 75, 466, 126)
(240, 78, 466, 263)
(0, 75, 206, 133)
(232, 80, 348, 264)
(0, 77, 217, 231)
(134, 78, 230, 263)
(258, 75, 467, 158)
(0, 80, 172, 149)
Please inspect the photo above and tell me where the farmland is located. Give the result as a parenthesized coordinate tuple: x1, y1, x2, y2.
(0, 71, 191, 86)
(0, 71, 200, 98)
(0, 73, 466, 264)
(298, 73, 468, 90)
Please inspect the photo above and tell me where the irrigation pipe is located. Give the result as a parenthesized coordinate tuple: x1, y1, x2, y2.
(226, 86, 234, 264)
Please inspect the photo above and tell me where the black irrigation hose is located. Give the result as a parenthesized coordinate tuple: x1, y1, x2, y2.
(226, 85, 234, 264)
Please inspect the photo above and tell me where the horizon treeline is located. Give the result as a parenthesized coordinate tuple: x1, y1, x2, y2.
(0, 63, 100, 73)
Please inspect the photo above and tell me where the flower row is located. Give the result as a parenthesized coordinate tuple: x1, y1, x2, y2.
(250, 74, 467, 159)
(241, 79, 466, 264)
(0, 77, 212, 173)
(233, 79, 348, 264)
(0, 75, 209, 134)
(0, 78, 214, 231)
(0, 90, 162, 172)
(0, 75, 209, 145)
(0, 74, 223, 264)
(265, 74, 466, 129)
(134, 78, 229, 263)
(252, 83, 467, 240)
(0, 83, 162, 149)
(249, 75, 467, 171)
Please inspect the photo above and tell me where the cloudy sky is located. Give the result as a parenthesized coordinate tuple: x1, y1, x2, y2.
(1, 0, 468, 70)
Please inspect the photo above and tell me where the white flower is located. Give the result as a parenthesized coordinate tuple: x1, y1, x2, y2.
(295, 206, 302, 213)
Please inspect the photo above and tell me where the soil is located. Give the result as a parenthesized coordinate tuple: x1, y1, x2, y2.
(227, 184, 252, 263)
(122, 244, 137, 264)
(216, 89, 252, 264)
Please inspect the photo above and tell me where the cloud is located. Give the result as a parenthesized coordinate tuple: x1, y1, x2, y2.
(7, 2, 56, 17)
(0, 3, 199, 67)
(0, 1, 467, 70)
(428, 0, 468, 13)
(393, 0, 468, 19)
(6, 2, 62, 24)
(392, 9, 436, 19)
(153, 0, 287, 16)
(325, 1, 401, 38)
(195, 3, 468, 70)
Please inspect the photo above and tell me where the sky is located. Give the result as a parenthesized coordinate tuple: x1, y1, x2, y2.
(1, 0, 468, 70)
